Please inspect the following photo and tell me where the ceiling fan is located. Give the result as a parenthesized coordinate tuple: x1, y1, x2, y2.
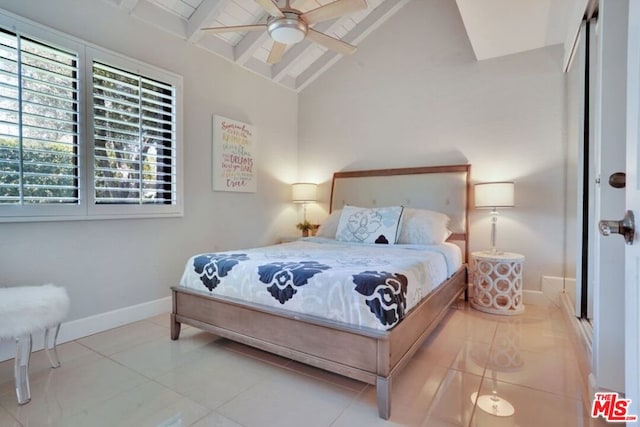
(202, 0, 367, 64)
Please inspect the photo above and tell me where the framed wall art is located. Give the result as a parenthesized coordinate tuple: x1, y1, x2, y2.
(212, 115, 257, 193)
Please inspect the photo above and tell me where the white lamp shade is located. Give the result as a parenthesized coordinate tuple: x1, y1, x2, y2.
(474, 182, 515, 208)
(292, 183, 317, 203)
(270, 26, 306, 44)
(268, 17, 308, 44)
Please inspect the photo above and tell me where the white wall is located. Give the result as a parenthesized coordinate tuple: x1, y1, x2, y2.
(298, 0, 567, 291)
(0, 0, 299, 323)
(456, 0, 572, 60)
(0, 0, 569, 326)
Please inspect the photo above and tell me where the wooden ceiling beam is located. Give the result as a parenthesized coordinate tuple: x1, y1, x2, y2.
(271, 20, 333, 82)
(296, 0, 411, 91)
(187, 0, 226, 43)
(119, 0, 140, 12)
(113, 0, 411, 92)
(130, 0, 188, 39)
(235, 28, 270, 65)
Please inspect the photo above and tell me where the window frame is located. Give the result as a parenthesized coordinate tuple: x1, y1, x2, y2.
(85, 48, 183, 219)
(0, 10, 183, 222)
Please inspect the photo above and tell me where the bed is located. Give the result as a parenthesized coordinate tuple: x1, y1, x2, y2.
(171, 164, 470, 419)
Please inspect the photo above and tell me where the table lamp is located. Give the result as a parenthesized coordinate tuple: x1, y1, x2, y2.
(291, 182, 317, 223)
(474, 182, 515, 254)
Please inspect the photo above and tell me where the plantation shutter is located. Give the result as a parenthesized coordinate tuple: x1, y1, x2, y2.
(0, 29, 79, 204)
(92, 62, 176, 205)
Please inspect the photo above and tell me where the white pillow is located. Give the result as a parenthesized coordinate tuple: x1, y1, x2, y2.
(397, 208, 451, 245)
(335, 205, 404, 244)
(316, 210, 342, 238)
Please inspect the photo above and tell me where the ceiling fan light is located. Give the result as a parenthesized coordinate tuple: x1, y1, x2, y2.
(270, 26, 305, 44)
(268, 14, 308, 45)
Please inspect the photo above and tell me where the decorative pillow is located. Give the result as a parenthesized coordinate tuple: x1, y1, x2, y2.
(335, 205, 404, 244)
(397, 208, 451, 245)
(316, 209, 342, 238)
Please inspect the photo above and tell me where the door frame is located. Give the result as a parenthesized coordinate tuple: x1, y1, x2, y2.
(590, 0, 627, 394)
(625, 0, 640, 415)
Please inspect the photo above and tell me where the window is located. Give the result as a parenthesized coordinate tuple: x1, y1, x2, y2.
(0, 13, 182, 222)
(92, 62, 176, 206)
(0, 29, 79, 205)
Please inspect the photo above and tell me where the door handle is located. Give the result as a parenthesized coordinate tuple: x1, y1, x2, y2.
(609, 172, 626, 188)
(599, 210, 635, 245)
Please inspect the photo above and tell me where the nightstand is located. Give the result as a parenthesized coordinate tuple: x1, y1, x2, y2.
(470, 251, 525, 315)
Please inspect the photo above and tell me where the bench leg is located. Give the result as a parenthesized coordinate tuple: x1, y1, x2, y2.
(45, 323, 62, 368)
(14, 334, 32, 405)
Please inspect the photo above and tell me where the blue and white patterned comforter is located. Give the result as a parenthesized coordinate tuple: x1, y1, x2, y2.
(178, 237, 462, 331)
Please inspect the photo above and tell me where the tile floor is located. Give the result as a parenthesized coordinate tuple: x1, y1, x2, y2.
(0, 302, 609, 427)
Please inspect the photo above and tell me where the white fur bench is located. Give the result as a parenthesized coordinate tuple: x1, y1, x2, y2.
(0, 284, 69, 405)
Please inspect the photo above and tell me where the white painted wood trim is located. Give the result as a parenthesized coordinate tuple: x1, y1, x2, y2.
(563, 0, 591, 72)
(591, 0, 628, 394)
(295, 0, 411, 92)
(625, 0, 640, 414)
(521, 275, 570, 308)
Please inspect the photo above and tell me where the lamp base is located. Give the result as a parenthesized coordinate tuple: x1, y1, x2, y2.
(482, 248, 504, 256)
(470, 392, 515, 417)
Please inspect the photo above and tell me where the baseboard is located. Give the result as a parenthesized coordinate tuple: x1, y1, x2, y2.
(0, 296, 171, 363)
(559, 292, 596, 406)
(523, 276, 575, 307)
(523, 289, 547, 306)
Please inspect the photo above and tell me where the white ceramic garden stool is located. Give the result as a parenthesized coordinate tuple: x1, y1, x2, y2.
(0, 284, 69, 405)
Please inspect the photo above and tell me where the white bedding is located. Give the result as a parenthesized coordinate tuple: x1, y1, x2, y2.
(178, 238, 462, 331)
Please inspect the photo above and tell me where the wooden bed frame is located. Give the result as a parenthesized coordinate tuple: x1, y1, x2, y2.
(171, 164, 471, 419)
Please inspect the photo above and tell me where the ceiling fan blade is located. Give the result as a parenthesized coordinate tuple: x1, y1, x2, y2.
(301, 0, 367, 25)
(255, 0, 285, 18)
(267, 42, 287, 64)
(201, 24, 266, 34)
(306, 29, 356, 55)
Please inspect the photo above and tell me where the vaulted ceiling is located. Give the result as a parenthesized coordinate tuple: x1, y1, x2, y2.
(105, 0, 572, 92)
(106, 0, 410, 91)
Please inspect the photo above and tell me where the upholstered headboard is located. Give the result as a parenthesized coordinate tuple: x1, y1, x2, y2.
(330, 164, 471, 262)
